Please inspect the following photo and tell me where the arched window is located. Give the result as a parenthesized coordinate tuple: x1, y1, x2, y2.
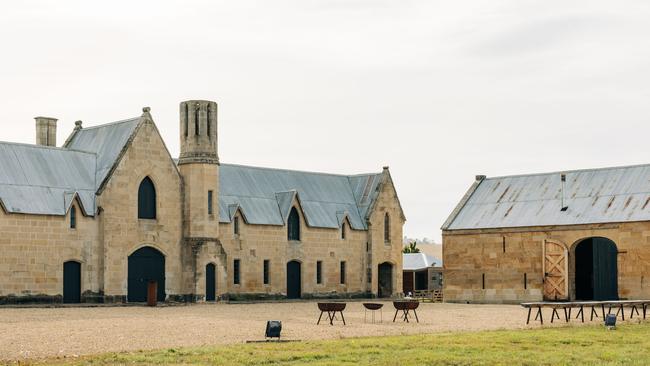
(138, 177, 157, 219)
(70, 206, 77, 229)
(341, 222, 346, 240)
(384, 213, 390, 243)
(287, 207, 300, 241)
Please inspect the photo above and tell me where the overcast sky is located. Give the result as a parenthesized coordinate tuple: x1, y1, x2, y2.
(1, 1, 649, 241)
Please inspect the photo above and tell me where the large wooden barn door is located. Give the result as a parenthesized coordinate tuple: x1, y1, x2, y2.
(543, 240, 568, 301)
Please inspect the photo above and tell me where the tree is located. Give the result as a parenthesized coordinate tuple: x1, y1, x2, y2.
(402, 241, 420, 254)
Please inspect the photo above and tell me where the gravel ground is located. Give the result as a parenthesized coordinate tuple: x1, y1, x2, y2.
(0, 301, 568, 361)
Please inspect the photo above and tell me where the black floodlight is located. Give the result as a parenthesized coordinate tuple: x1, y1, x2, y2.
(605, 314, 617, 328)
(265, 320, 282, 340)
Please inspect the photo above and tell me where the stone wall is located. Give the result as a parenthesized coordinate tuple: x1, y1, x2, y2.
(443, 221, 650, 303)
(0, 202, 100, 303)
(97, 119, 185, 301)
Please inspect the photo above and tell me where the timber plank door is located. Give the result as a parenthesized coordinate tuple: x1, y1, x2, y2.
(542, 240, 568, 301)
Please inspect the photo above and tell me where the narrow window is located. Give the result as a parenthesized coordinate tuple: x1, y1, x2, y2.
(206, 104, 211, 138)
(195, 104, 200, 135)
(208, 190, 213, 215)
(287, 207, 300, 241)
(70, 206, 77, 229)
(316, 261, 322, 284)
(234, 216, 240, 235)
(138, 177, 156, 219)
(384, 213, 390, 243)
(341, 223, 346, 240)
(184, 104, 189, 136)
(502, 236, 506, 253)
(233, 259, 240, 285)
(263, 260, 270, 285)
(366, 242, 370, 252)
(524, 273, 527, 290)
(482, 273, 486, 290)
(340, 261, 346, 284)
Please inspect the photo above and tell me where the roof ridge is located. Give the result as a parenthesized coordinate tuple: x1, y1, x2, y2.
(221, 162, 381, 178)
(486, 162, 650, 180)
(0, 141, 97, 156)
(77, 116, 141, 130)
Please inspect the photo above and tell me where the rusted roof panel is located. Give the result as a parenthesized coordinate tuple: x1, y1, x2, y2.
(445, 164, 650, 230)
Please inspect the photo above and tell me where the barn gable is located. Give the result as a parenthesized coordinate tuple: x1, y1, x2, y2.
(443, 163, 650, 230)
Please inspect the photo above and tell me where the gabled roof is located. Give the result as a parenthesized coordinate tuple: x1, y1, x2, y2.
(218, 164, 385, 230)
(0, 142, 97, 215)
(403, 253, 441, 270)
(0, 115, 143, 217)
(443, 163, 650, 230)
(64, 117, 141, 191)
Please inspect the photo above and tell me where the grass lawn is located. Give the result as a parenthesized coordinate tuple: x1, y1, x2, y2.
(31, 322, 649, 366)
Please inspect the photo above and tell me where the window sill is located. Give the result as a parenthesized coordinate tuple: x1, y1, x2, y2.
(138, 218, 158, 222)
(288, 240, 301, 244)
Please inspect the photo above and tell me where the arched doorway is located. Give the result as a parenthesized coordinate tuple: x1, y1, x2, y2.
(575, 237, 618, 301)
(128, 246, 165, 302)
(63, 261, 81, 303)
(206, 263, 216, 301)
(378, 262, 393, 298)
(286, 261, 301, 299)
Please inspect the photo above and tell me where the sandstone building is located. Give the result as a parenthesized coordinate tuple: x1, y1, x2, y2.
(442, 165, 650, 303)
(0, 100, 405, 304)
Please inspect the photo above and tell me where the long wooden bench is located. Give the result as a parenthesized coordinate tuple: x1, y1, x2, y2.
(520, 300, 650, 325)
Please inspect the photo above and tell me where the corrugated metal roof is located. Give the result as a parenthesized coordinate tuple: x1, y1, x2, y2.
(0, 142, 96, 215)
(445, 164, 650, 230)
(218, 164, 384, 230)
(403, 253, 441, 270)
(65, 117, 141, 189)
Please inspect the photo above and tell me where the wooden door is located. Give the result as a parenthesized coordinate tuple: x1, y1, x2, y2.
(543, 240, 568, 301)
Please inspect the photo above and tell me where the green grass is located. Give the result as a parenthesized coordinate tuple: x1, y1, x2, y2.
(30, 322, 650, 366)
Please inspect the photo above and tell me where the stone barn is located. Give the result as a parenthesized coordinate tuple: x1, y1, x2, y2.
(0, 100, 405, 304)
(442, 165, 650, 304)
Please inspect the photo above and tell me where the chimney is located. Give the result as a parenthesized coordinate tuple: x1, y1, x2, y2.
(34, 116, 57, 147)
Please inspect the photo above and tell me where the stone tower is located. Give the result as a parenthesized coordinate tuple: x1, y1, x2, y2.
(178, 100, 219, 241)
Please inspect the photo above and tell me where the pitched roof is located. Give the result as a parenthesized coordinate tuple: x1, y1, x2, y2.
(64, 117, 141, 190)
(0, 142, 97, 215)
(443, 163, 650, 230)
(0, 116, 142, 217)
(403, 253, 441, 270)
(218, 164, 385, 230)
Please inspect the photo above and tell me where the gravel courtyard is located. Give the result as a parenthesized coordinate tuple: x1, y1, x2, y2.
(0, 301, 564, 361)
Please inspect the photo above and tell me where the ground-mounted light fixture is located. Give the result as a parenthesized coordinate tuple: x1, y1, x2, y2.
(265, 320, 282, 340)
(605, 314, 617, 329)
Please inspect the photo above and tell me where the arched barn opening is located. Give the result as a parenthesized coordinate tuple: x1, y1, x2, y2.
(206, 263, 216, 301)
(575, 237, 618, 301)
(63, 261, 81, 303)
(378, 262, 393, 298)
(128, 246, 165, 302)
(286, 260, 301, 299)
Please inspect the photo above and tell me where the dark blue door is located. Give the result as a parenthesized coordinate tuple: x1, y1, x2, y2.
(206, 263, 216, 301)
(286, 261, 301, 299)
(128, 247, 165, 302)
(63, 261, 81, 303)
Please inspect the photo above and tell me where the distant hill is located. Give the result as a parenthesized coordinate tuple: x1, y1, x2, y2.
(415, 243, 442, 259)
(402, 237, 442, 259)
